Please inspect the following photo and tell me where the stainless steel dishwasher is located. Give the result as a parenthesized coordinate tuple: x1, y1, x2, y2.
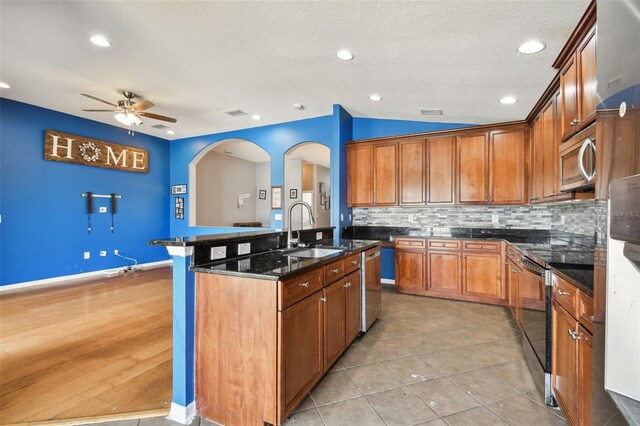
(361, 246, 381, 332)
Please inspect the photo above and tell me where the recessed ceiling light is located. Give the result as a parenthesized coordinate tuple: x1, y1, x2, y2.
(166, 130, 176, 135)
(90, 35, 111, 47)
(252, 114, 262, 120)
(0, 81, 10, 89)
(518, 40, 545, 54)
(500, 96, 518, 105)
(336, 49, 354, 61)
(369, 94, 382, 102)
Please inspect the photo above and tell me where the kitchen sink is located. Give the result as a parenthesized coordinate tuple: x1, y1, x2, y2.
(286, 248, 344, 258)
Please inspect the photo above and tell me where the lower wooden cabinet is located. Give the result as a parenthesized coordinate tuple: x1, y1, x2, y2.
(323, 279, 346, 370)
(507, 258, 521, 321)
(395, 248, 426, 292)
(427, 251, 461, 294)
(345, 271, 362, 344)
(462, 252, 502, 299)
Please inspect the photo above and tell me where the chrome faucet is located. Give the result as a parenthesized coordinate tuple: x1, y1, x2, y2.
(288, 200, 315, 248)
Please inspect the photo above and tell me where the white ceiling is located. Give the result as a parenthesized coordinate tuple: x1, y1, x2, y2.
(0, 1, 589, 141)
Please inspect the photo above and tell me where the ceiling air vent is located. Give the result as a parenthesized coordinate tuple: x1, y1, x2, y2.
(151, 124, 170, 129)
(225, 109, 248, 117)
(420, 109, 443, 116)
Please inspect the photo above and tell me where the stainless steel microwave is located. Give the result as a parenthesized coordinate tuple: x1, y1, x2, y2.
(559, 124, 596, 192)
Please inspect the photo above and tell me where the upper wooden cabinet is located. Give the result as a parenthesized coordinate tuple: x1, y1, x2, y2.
(399, 140, 425, 205)
(489, 128, 527, 204)
(373, 143, 398, 205)
(531, 114, 545, 202)
(426, 136, 456, 204)
(346, 143, 373, 206)
(457, 133, 488, 204)
(560, 25, 597, 141)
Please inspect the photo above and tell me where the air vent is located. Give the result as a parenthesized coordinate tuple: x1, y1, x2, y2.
(225, 109, 247, 117)
(151, 124, 170, 129)
(420, 109, 443, 116)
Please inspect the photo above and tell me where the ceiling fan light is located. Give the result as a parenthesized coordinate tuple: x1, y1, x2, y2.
(128, 112, 143, 125)
(114, 112, 129, 125)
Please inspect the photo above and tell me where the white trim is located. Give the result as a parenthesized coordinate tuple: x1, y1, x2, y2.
(0, 260, 172, 293)
(167, 246, 194, 257)
(381, 278, 395, 285)
(168, 401, 197, 425)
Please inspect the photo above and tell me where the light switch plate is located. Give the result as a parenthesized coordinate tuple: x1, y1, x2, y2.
(238, 243, 251, 255)
(275, 213, 282, 220)
(99, 206, 107, 213)
(210, 246, 227, 260)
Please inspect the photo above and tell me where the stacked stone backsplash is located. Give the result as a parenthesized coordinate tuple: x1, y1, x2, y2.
(352, 200, 608, 237)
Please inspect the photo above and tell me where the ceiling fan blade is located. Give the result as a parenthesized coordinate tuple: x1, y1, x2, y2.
(131, 100, 155, 111)
(138, 111, 177, 123)
(81, 93, 118, 107)
(82, 109, 116, 112)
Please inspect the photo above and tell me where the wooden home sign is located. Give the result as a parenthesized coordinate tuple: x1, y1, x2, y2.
(44, 129, 148, 174)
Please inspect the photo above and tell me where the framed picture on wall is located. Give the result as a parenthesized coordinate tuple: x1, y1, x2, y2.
(289, 189, 298, 199)
(171, 184, 187, 195)
(271, 186, 282, 209)
(259, 190, 267, 200)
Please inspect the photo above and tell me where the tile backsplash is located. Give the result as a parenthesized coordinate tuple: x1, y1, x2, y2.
(353, 200, 608, 236)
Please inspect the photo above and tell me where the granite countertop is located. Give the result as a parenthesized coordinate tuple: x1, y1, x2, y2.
(342, 226, 596, 295)
(191, 239, 379, 281)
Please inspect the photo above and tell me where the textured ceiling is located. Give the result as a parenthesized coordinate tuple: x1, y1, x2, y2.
(0, 1, 589, 140)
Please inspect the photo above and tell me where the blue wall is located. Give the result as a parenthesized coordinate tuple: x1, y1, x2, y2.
(0, 99, 170, 286)
(352, 117, 475, 140)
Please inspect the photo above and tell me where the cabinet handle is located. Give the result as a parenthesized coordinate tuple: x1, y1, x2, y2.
(299, 281, 310, 288)
(344, 282, 351, 288)
(320, 297, 327, 302)
(568, 329, 580, 340)
(330, 268, 340, 274)
(480, 245, 484, 248)
(350, 260, 358, 265)
(441, 243, 446, 247)
(512, 269, 518, 273)
(555, 290, 570, 297)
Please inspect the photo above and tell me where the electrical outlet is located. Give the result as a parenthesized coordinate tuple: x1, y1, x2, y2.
(114, 249, 119, 255)
(210, 246, 227, 260)
(99, 206, 107, 213)
(275, 213, 282, 220)
(340, 213, 344, 221)
(100, 250, 107, 257)
(560, 215, 565, 224)
(492, 214, 499, 223)
(84, 252, 90, 260)
(238, 243, 251, 255)
(349, 213, 352, 221)
(316, 232, 322, 240)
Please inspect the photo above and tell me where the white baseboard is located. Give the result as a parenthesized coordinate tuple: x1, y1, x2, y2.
(168, 401, 197, 425)
(381, 278, 395, 285)
(0, 260, 172, 293)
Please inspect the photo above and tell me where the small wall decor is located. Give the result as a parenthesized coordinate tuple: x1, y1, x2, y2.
(259, 190, 267, 200)
(44, 129, 148, 173)
(175, 197, 184, 219)
(271, 186, 283, 209)
(171, 184, 187, 195)
(290, 188, 298, 199)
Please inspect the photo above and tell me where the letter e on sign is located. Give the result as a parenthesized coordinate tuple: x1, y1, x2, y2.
(44, 129, 148, 173)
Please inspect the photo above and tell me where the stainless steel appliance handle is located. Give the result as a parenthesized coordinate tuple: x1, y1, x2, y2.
(577, 138, 592, 181)
(586, 139, 596, 181)
(365, 251, 381, 261)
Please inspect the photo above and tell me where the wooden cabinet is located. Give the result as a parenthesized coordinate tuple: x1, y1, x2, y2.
(531, 114, 545, 201)
(280, 291, 324, 418)
(457, 133, 488, 204)
(489, 128, 527, 204)
(373, 143, 398, 205)
(395, 246, 426, 292)
(399, 139, 425, 205)
(560, 25, 597, 141)
(345, 271, 361, 344)
(346, 143, 373, 206)
(462, 252, 502, 300)
(551, 273, 594, 426)
(323, 279, 346, 370)
(426, 136, 456, 204)
(542, 97, 558, 199)
(507, 258, 521, 321)
(427, 251, 461, 294)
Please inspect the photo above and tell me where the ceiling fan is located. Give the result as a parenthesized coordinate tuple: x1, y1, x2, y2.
(81, 91, 177, 134)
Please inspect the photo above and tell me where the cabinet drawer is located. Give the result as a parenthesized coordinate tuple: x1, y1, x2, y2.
(324, 259, 346, 285)
(395, 238, 425, 248)
(428, 239, 461, 250)
(279, 268, 324, 310)
(578, 291, 594, 333)
(506, 245, 523, 262)
(344, 253, 361, 274)
(462, 241, 500, 252)
(552, 274, 578, 317)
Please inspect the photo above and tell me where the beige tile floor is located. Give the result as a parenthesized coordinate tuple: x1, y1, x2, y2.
(89, 289, 567, 426)
(283, 288, 567, 426)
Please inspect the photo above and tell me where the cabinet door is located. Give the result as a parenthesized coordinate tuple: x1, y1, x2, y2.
(395, 249, 425, 291)
(399, 140, 425, 205)
(462, 252, 502, 299)
(531, 116, 544, 201)
(577, 28, 597, 127)
(279, 291, 324, 418)
(542, 99, 558, 199)
(345, 271, 361, 344)
(373, 143, 398, 205)
(507, 259, 520, 320)
(561, 56, 579, 140)
(323, 280, 346, 371)
(426, 136, 456, 204)
(457, 133, 488, 204)
(578, 325, 593, 426)
(347, 144, 373, 206)
(489, 129, 526, 204)
(552, 301, 578, 425)
(427, 251, 461, 294)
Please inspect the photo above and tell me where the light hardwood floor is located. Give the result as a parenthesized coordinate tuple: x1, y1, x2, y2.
(0, 267, 173, 425)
